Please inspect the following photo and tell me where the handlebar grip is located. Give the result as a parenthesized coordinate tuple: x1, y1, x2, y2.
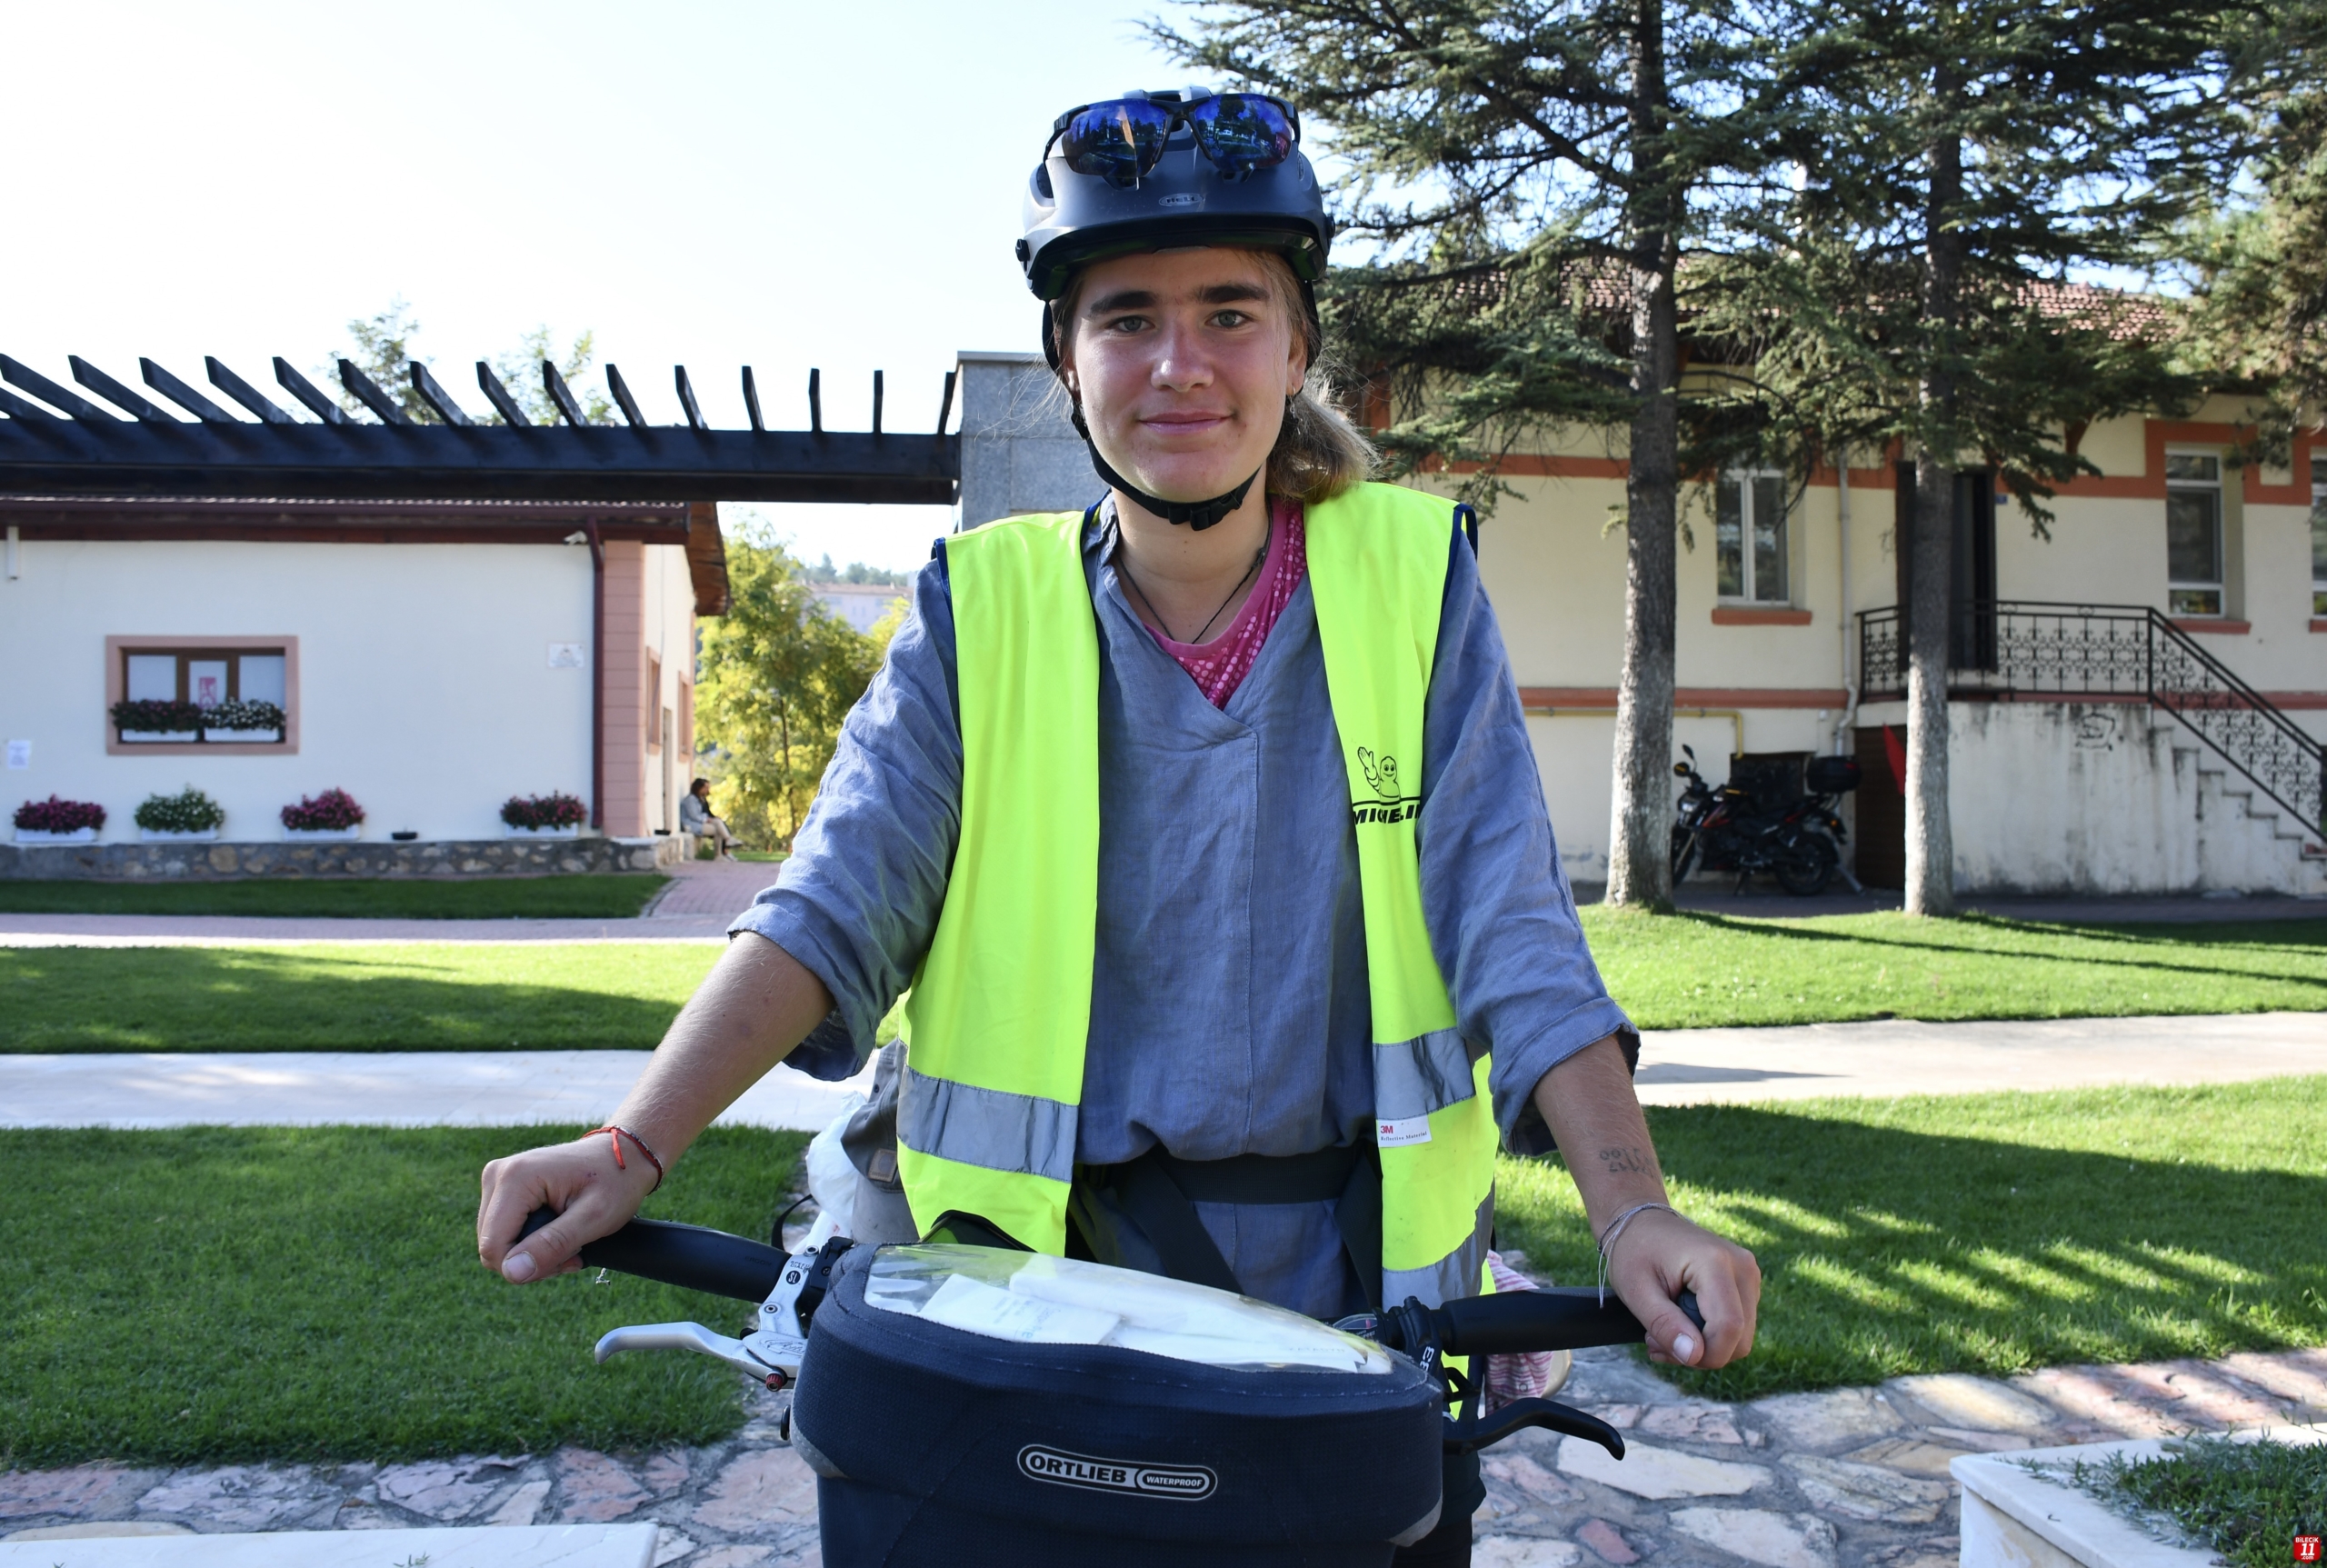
(520, 1205, 787, 1303)
(1433, 1287, 1707, 1356)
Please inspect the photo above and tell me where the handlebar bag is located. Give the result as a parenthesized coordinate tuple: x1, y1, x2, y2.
(791, 1243, 1445, 1568)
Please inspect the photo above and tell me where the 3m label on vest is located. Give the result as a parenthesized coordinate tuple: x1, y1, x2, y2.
(1017, 1446, 1216, 1501)
(1376, 1114, 1433, 1148)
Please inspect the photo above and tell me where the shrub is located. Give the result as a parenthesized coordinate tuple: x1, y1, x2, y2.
(111, 698, 204, 734)
(501, 792, 587, 830)
(14, 796, 105, 833)
(134, 786, 225, 834)
(281, 788, 364, 832)
(205, 700, 286, 734)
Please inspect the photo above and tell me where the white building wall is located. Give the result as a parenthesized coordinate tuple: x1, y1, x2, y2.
(0, 537, 595, 843)
(1863, 700, 2327, 896)
(640, 542, 699, 836)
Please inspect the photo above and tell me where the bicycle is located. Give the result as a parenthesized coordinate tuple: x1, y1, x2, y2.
(521, 1207, 1702, 1567)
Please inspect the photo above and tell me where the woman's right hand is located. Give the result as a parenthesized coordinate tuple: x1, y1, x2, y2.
(477, 1134, 661, 1283)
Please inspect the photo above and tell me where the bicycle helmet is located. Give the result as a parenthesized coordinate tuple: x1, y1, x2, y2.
(1021, 88, 1336, 530)
(1020, 87, 1333, 309)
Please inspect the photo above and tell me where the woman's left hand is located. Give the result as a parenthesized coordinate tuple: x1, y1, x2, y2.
(1603, 1206, 1761, 1369)
(1532, 1035, 1763, 1370)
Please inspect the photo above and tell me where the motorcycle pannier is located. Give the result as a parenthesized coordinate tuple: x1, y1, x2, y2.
(791, 1243, 1447, 1568)
(1804, 755, 1862, 794)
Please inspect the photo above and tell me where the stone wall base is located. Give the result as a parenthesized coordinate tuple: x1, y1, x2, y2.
(0, 835, 691, 881)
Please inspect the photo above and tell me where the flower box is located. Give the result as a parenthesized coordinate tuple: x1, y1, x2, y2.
(140, 828, 220, 843)
(205, 727, 284, 744)
(284, 826, 362, 842)
(504, 824, 582, 839)
(120, 731, 201, 744)
(1953, 1427, 2327, 1568)
(13, 827, 98, 844)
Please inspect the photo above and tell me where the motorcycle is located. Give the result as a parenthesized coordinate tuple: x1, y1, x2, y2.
(521, 1207, 1702, 1567)
(1670, 745, 1861, 896)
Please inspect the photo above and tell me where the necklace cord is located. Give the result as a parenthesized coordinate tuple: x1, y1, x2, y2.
(1116, 510, 1271, 645)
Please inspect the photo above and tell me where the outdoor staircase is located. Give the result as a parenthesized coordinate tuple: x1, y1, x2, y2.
(2171, 724, 2327, 897)
(1860, 600, 2327, 894)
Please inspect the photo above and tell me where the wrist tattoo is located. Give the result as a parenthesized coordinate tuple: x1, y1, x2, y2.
(1596, 1145, 1655, 1177)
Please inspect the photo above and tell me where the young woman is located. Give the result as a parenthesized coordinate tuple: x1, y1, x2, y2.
(480, 86, 1759, 1566)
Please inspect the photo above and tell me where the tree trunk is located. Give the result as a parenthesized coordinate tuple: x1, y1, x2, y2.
(1904, 446, 1956, 914)
(1905, 115, 1963, 918)
(1604, 0, 1682, 911)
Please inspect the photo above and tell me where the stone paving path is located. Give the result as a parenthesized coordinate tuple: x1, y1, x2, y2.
(8, 1332, 2320, 1565)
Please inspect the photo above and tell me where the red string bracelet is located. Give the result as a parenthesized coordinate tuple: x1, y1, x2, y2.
(586, 1124, 665, 1192)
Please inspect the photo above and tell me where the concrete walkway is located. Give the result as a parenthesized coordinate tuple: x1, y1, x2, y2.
(5, 1331, 2317, 1566)
(3, 1013, 2316, 1130)
(1573, 882, 2327, 923)
(1633, 1010, 2327, 1105)
(0, 1051, 876, 1132)
(0, 858, 778, 946)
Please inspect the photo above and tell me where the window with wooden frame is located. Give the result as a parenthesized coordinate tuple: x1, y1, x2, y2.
(105, 636, 298, 753)
(646, 654, 664, 748)
(1716, 473, 1791, 604)
(2311, 476, 2326, 617)
(2165, 452, 2225, 617)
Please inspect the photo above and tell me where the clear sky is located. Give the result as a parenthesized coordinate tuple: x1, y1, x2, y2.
(0, 1, 1199, 570)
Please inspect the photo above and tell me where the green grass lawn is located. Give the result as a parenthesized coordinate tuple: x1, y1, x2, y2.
(1498, 1076, 2327, 1402)
(5, 1084, 2318, 1465)
(1582, 911, 2327, 1027)
(0, 1124, 808, 1468)
(5, 913, 2317, 1054)
(0, 875, 669, 920)
(0, 944, 720, 1052)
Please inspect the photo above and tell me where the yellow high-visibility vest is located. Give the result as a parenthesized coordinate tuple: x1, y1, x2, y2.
(896, 482, 1497, 1310)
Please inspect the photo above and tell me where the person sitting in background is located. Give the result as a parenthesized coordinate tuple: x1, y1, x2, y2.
(677, 777, 737, 859)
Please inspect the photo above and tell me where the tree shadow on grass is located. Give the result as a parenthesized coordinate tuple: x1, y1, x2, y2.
(0, 946, 699, 1052)
(1497, 1095, 2327, 1400)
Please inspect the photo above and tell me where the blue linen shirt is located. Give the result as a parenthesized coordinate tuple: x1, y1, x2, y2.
(733, 504, 1634, 1317)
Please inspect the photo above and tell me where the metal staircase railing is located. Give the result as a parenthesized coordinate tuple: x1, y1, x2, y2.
(1857, 600, 2326, 838)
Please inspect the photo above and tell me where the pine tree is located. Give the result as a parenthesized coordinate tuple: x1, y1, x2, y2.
(1715, 0, 2239, 914)
(2177, 1, 2327, 467)
(1162, 0, 1795, 909)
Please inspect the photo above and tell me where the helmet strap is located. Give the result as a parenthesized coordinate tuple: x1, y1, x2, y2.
(1085, 441, 1261, 532)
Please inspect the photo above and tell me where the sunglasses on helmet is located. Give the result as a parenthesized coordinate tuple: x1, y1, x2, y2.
(1046, 93, 1300, 188)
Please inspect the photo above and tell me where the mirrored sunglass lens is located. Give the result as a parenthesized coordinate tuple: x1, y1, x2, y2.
(1060, 99, 1174, 179)
(1187, 95, 1293, 174)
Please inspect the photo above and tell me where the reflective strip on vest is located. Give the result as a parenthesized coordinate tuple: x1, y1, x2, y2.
(1372, 1029, 1481, 1129)
(904, 484, 1500, 1307)
(898, 1065, 1077, 1186)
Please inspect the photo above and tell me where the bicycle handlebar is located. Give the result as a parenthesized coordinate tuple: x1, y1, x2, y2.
(520, 1206, 786, 1303)
(517, 1209, 1708, 1358)
(1378, 1286, 1706, 1359)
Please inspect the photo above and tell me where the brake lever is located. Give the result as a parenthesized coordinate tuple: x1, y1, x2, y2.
(594, 1237, 855, 1391)
(1443, 1397, 1626, 1459)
